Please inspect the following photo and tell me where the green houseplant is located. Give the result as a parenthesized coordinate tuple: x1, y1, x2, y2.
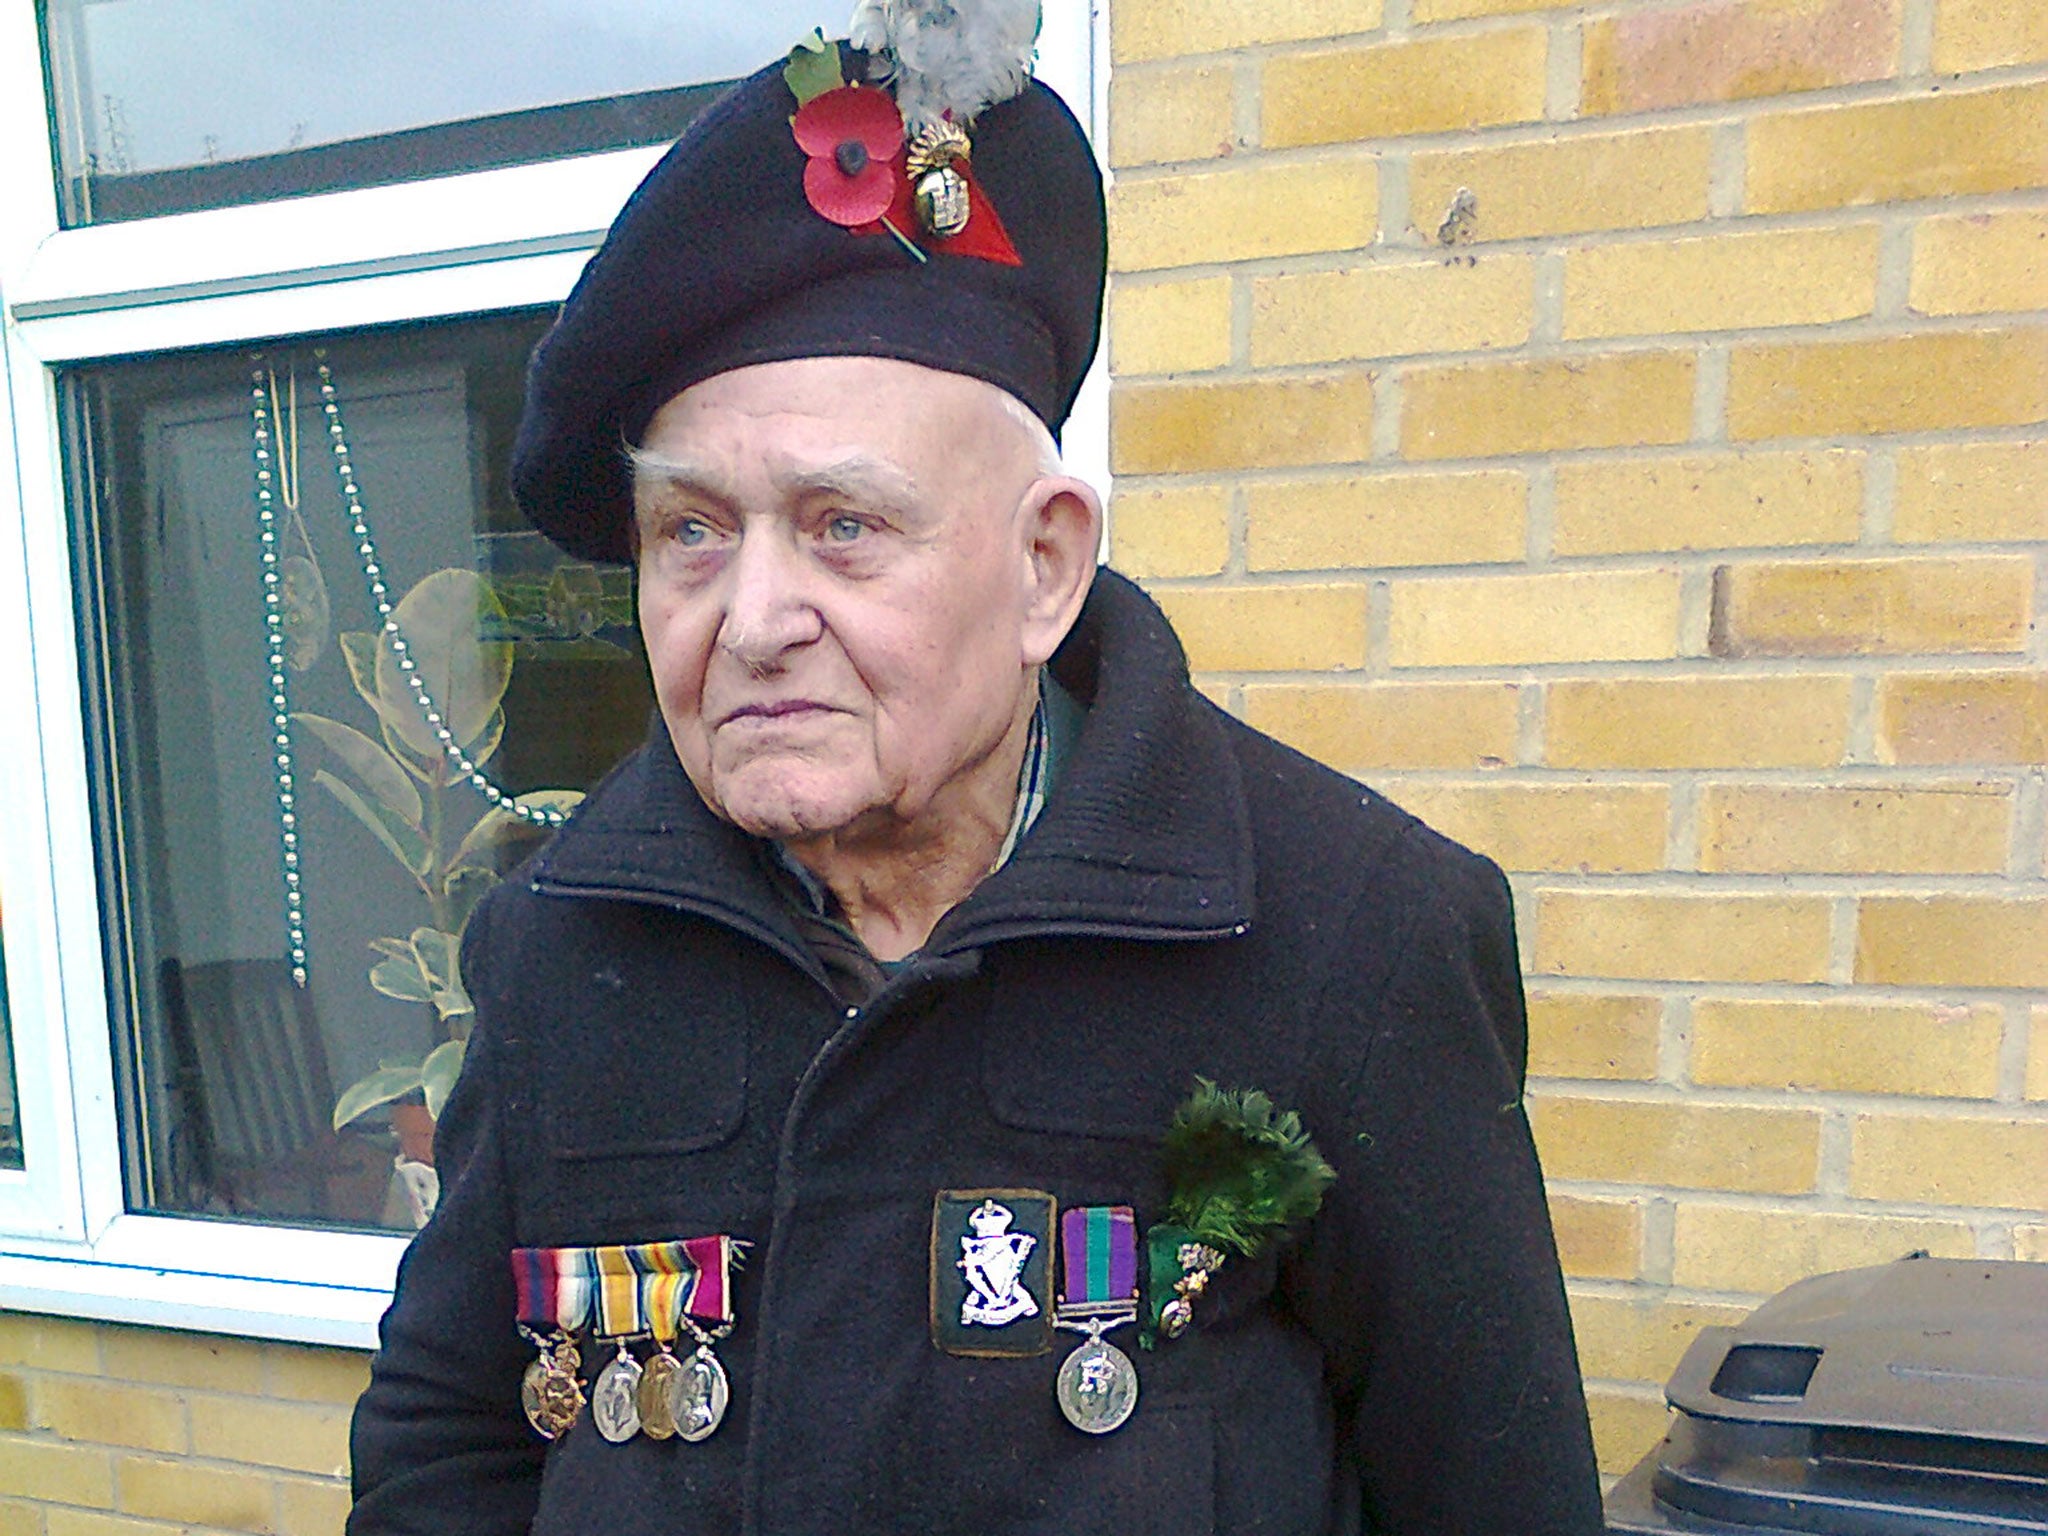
(295, 567, 581, 1140)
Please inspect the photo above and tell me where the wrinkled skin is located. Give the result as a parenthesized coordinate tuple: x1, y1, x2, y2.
(632, 356, 1100, 957)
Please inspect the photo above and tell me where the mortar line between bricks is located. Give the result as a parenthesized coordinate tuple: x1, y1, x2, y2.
(1899, 0, 1936, 78)
(1665, 775, 1700, 873)
(1874, 217, 1915, 318)
(1105, 427, 2048, 484)
(2011, 770, 2048, 882)
(1641, 1198, 1677, 1287)
(1532, 250, 1565, 344)
(1107, 194, 2048, 279)
(1365, 578, 1392, 678)
(1230, 56, 1261, 153)
(1521, 476, 1562, 572)
(1657, 994, 1691, 1087)
(1523, 975, 2039, 1000)
(1175, 539, 2048, 575)
(2029, 552, 2048, 666)
(1860, 445, 1898, 546)
(1545, 20, 1581, 122)
(1528, 1080, 2048, 1117)
(1543, 1178, 2025, 1208)
(1376, 152, 1412, 247)
(1515, 682, 1545, 766)
(1523, 867, 2047, 891)
(1708, 121, 1745, 219)
(1996, 998, 2034, 1105)
(1817, 1107, 1855, 1195)
(1845, 673, 1879, 763)
(1136, 312, 2048, 379)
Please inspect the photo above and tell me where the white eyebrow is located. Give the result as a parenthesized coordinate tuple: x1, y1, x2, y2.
(626, 447, 921, 514)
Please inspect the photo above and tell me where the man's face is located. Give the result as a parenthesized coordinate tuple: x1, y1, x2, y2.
(632, 356, 1054, 843)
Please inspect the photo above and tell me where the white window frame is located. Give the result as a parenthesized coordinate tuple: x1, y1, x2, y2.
(0, 1, 1107, 1348)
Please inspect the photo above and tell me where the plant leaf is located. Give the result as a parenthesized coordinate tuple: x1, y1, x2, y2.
(373, 569, 514, 759)
(369, 950, 436, 1002)
(784, 29, 844, 107)
(379, 717, 448, 786)
(467, 707, 505, 770)
(317, 770, 432, 876)
(332, 1063, 424, 1131)
(338, 630, 383, 711)
(410, 927, 461, 991)
(451, 789, 586, 871)
(292, 711, 424, 826)
(442, 865, 497, 937)
(420, 1038, 467, 1120)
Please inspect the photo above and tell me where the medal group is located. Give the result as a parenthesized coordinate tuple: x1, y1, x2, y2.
(507, 1085, 1335, 1447)
(512, 1236, 740, 1445)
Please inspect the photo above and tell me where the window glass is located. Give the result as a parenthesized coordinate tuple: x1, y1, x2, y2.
(68, 313, 653, 1232)
(42, 0, 843, 222)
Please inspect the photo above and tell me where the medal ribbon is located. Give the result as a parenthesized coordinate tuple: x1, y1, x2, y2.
(592, 1245, 646, 1338)
(629, 1241, 691, 1345)
(681, 1234, 736, 1324)
(1060, 1206, 1138, 1315)
(511, 1247, 595, 1334)
(552, 1246, 596, 1335)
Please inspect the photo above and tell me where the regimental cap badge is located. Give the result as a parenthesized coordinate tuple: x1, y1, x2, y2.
(783, 3, 1033, 263)
(931, 1189, 1056, 1357)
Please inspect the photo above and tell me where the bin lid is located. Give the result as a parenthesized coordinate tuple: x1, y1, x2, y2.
(1606, 1258, 2048, 1536)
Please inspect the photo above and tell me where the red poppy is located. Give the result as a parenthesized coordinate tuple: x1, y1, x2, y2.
(792, 85, 905, 228)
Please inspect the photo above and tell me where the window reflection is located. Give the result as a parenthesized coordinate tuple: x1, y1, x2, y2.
(70, 314, 652, 1229)
(0, 888, 19, 1170)
(42, 0, 842, 221)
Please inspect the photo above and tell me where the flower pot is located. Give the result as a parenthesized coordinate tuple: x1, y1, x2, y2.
(390, 1100, 437, 1166)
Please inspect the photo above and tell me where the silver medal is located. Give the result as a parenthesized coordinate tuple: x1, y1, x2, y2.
(1056, 1332, 1139, 1435)
(668, 1346, 731, 1443)
(592, 1349, 644, 1443)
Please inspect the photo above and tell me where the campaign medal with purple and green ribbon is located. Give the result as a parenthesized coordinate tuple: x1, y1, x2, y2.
(1053, 1205, 1141, 1434)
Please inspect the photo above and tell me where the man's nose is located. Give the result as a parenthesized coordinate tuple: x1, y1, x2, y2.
(717, 529, 821, 671)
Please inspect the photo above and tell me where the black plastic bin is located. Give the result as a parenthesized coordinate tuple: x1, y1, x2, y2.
(1605, 1256, 2048, 1535)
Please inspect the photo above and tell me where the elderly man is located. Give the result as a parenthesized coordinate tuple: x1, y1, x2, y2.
(348, 9, 1602, 1534)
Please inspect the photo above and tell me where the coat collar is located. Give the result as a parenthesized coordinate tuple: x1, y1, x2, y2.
(529, 570, 1254, 965)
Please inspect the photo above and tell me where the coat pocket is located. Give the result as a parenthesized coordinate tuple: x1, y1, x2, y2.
(1010, 1400, 1216, 1536)
(534, 930, 752, 1162)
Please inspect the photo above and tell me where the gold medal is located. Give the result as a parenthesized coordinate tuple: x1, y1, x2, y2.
(638, 1348, 684, 1441)
(520, 1337, 584, 1440)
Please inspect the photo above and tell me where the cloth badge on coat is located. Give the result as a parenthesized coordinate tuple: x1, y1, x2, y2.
(930, 1190, 1055, 1357)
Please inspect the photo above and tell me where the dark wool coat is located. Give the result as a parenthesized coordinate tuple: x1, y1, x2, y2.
(348, 571, 1603, 1536)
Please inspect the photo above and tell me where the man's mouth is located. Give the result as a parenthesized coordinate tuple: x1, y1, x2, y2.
(718, 700, 836, 726)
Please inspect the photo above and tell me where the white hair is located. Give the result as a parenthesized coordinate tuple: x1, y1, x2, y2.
(990, 385, 1063, 475)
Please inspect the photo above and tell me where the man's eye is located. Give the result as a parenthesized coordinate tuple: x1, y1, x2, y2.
(674, 517, 711, 546)
(826, 515, 866, 543)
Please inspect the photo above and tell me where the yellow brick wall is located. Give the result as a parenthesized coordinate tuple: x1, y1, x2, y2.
(0, 1313, 362, 1534)
(1107, 0, 2048, 1483)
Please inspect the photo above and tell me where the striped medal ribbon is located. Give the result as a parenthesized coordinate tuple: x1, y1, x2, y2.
(590, 1246, 649, 1443)
(644, 1237, 739, 1442)
(1053, 1206, 1142, 1435)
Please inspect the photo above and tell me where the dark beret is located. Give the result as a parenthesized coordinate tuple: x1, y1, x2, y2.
(511, 48, 1108, 564)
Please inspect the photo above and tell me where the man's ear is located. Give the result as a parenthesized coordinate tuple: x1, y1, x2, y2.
(1017, 475, 1102, 668)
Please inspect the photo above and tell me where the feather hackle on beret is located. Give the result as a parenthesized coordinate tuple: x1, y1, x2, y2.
(511, 1, 1103, 564)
